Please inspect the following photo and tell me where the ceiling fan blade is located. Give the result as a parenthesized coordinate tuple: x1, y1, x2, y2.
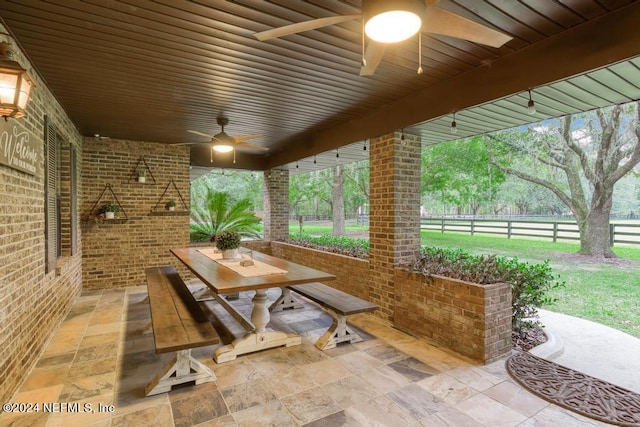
(236, 142, 269, 152)
(424, 6, 512, 48)
(232, 134, 263, 143)
(254, 14, 360, 41)
(188, 129, 215, 138)
(359, 42, 386, 76)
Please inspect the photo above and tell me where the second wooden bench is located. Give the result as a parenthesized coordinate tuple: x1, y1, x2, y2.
(287, 282, 378, 350)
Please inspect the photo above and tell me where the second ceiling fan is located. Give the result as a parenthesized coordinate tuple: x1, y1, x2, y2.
(183, 116, 267, 153)
(254, 0, 512, 76)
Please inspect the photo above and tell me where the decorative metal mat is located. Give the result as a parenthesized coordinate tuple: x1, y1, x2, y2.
(506, 351, 640, 426)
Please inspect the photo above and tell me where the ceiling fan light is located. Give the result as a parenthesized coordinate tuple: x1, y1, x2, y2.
(213, 144, 233, 153)
(363, 0, 423, 44)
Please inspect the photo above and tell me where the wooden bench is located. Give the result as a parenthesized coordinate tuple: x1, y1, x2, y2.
(287, 282, 378, 350)
(144, 266, 220, 396)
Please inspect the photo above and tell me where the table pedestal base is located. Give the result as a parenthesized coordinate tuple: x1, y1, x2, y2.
(213, 288, 301, 363)
(214, 330, 301, 363)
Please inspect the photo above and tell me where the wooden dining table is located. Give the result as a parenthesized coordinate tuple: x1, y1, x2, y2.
(170, 246, 336, 362)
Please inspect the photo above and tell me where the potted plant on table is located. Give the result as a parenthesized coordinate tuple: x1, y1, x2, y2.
(100, 203, 120, 219)
(166, 199, 176, 211)
(215, 230, 241, 260)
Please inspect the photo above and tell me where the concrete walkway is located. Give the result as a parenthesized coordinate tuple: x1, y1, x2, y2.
(533, 309, 640, 394)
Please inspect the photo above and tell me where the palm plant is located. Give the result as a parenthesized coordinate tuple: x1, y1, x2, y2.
(190, 190, 262, 242)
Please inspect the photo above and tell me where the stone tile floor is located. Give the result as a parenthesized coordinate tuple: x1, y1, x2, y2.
(1, 286, 612, 426)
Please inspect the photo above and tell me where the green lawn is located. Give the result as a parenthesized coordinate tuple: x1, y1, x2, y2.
(288, 223, 369, 236)
(283, 223, 640, 338)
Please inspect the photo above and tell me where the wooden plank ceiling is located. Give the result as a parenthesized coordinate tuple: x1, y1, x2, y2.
(1, 0, 640, 175)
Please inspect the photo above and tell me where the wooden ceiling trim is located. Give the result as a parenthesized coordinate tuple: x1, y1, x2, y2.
(9, 22, 399, 110)
(518, 0, 583, 28)
(264, 2, 640, 169)
(484, 0, 565, 38)
(553, 0, 609, 19)
(20, 48, 374, 120)
(2, 9, 393, 96)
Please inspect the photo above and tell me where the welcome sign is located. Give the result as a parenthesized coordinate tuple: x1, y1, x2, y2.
(0, 121, 39, 176)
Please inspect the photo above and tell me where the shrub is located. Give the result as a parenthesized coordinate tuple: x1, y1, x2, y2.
(190, 190, 261, 242)
(215, 230, 241, 250)
(286, 234, 369, 259)
(411, 247, 564, 332)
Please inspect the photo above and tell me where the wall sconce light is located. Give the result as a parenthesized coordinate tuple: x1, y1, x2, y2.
(336, 149, 339, 159)
(450, 112, 458, 134)
(0, 41, 35, 120)
(313, 155, 317, 165)
(363, 0, 424, 44)
(527, 89, 536, 115)
(363, 140, 367, 151)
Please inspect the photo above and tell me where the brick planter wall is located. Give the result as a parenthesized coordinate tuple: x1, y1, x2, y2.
(270, 242, 370, 300)
(264, 241, 512, 364)
(394, 270, 512, 363)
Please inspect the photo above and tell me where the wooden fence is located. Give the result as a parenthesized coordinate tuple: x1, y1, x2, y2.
(421, 217, 640, 247)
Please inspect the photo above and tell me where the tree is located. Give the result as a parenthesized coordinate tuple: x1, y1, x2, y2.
(190, 190, 262, 242)
(421, 138, 505, 215)
(487, 101, 640, 258)
(332, 165, 345, 235)
(343, 160, 369, 217)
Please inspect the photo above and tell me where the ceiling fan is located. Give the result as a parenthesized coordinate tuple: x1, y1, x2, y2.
(178, 117, 267, 155)
(254, 0, 512, 76)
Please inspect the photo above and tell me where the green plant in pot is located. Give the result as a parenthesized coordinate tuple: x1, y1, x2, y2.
(137, 168, 146, 183)
(166, 199, 176, 211)
(100, 203, 120, 219)
(215, 230, 241, 260)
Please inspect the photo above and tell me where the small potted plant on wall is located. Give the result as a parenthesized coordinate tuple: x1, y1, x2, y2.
(100, 203, 120, 219)
(166, 199, 176, 211)
(215, 230, 241, 260)
(137, 168, 146, 183)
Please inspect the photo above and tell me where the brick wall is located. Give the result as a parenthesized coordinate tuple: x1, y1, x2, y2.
(270, 242, 370, 299)
(369, 132, 421, 320)
(263, 168, 289, 241)
(81, 138, 191, 289)
(0, 26, 83, 402)
(394, 271, 513, 363)
(261, 240, 512, 364)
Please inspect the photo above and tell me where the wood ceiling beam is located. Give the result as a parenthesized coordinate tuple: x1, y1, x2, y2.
(265, 1, 640, 169)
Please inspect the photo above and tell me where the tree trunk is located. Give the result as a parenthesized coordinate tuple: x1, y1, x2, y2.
(579, 192, 616, 258)
(332, 165, 345, 236)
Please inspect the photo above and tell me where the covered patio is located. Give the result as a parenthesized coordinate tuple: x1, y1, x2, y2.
(2, 1, 640, 425)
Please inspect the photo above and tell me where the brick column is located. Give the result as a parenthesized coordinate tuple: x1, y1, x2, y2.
(369, 131, 421, 320)
(263, 168, 290, 241)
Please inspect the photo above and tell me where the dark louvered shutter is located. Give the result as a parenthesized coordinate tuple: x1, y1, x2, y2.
(45, 117, 57, 273)
(70, 145, 78, 255)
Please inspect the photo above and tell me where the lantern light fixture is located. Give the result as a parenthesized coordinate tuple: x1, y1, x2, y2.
(451, 112, 458, 134)
(0, 41, 35, 120)
(527, 89, 536, 115)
